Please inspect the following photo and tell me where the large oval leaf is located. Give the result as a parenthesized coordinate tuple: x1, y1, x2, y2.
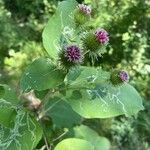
(0, 85, 42, 150)
(42, 0, 77, 60)
(65, 66, 110, 87)
(73, 125, 110, 150)
(20, 57, 66, 92)
(62, 67, 144, 118)
(0, 110, 42, 150)
(0, 84, 18, 105)
(0, 98, 16, 127)
(44, 97, 81, 128)
(54, 138, 94, 150)
(0, 85, 19, 127)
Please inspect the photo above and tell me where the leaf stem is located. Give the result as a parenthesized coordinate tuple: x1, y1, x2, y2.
(52, 128, 69, 142)
(36, 113, 51, 150)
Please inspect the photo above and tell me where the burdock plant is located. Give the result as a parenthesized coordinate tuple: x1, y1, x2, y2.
(0, 1, 143, 150)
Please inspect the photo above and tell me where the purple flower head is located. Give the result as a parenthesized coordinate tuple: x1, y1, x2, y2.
(95, 28, 109, 44)
(118, 70, 129, 82)
(78, 4, 91, 15)
(64, 45, 82, 63)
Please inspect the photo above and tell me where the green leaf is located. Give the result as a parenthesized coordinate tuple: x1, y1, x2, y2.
(0, 86, 42, 149)
(63, 67, 144, 118)
(0, 99, 16, 127)
(65, 66, 109, 87)
(20, 57, 66, 92)
(0, 110, 42, 150)
(44, 97, 81, 128)
(42, 0, 77, 60)
(0, 85, 19, 127)
(73, 125, 110, 150)
(0, 84, 18, 105)
(54, 138, 94, 150)
(34, 89, 49, 100)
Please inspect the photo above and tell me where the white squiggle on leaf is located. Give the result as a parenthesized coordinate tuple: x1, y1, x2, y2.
(60, 11, 64, 29)
(0, 110, 25, 150)
(0, 99, 16, 109)
(26, 114, 37, 150)
(86, 75, 97, 83)
(86, 89, 109, 112)
(107, 86, 127, 114)
(53, 38, 60, 52)
(68, 12, 74, 20)
(79, 101, 84, 111)
(62, 26, 74, 39)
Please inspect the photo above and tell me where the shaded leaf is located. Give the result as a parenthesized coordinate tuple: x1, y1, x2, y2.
(0, 110, 42, 150)
(0, 84, 18, 105)
(0, 85, 19, 127)
(44, 97, 81, 128)
(0, 99, 16, 127)
(20, 57, 66, 92)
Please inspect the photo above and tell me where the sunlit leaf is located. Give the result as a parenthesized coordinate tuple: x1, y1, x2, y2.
(73, 125, 110, 150)
(62, 66, 144, 118)
(54, 138, 94, 150)
(42, 0, 77, 60)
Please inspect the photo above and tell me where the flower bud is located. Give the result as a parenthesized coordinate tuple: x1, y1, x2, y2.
(74, 4, 91, 25)
(82, 28, 109, 54)
(78, 4, 91, 15)
(95, 28, 109, 44)
(110, 70, 129, 85)
(83, 31, 100, 52)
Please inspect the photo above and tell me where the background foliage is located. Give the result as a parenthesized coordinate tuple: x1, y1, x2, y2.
(0, 0, 149, 149)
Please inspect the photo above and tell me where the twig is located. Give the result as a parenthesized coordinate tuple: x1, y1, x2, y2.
(44, 136, 50, 150)
(52, 128, 69, 142)
(36, 114, 51, 150)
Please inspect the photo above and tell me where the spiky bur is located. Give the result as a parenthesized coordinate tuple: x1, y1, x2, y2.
(59, 44, 83, 69)
(110, 70, 129, 85)
(82, 28, 109, 62)
(74, 4, 91, 26)
(83, 32, 100, 52)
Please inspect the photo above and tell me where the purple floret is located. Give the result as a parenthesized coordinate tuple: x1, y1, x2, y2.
(64, 45, 82, 63)
(95, 28, 109, 44)
(119, 70, 129, 82)
(78, 4, 91, 15)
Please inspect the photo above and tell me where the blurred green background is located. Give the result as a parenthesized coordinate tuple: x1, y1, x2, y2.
(0, 0, 149, 149)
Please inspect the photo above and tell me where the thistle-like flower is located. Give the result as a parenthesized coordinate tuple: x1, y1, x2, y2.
(78, 4, 91, 15)
(110, 70, 129, 85)
(95, 28, 109, 44)
(64, 45, 82, 63)
(118, 70, 129, 82)
(59, 44, 83, 69)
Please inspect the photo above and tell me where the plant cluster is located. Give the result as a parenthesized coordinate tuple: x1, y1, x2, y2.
(0, 0, 149, 149)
